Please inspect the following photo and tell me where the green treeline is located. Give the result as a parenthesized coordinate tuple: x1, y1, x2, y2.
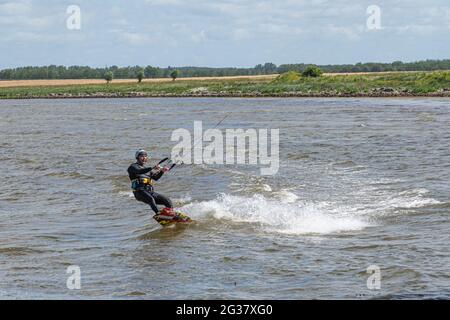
(277, 60, 450, 73)
(1, 59, 450, 80)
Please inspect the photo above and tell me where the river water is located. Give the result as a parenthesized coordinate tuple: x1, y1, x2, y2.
(0, 97, 449, 299)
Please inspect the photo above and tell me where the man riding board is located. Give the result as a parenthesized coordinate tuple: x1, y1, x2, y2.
(127, 149, 178, 220)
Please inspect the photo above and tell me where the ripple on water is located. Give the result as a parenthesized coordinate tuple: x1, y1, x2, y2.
(0, 247, 45, 256)
(122, 291, 147, 297)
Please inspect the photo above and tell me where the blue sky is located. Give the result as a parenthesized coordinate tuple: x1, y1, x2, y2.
(0, 0, 449, 69)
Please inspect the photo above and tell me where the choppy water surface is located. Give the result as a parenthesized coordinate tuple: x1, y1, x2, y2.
(0, 97, 449, 299)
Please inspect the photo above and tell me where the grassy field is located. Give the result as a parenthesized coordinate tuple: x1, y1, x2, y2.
(0, 74, 277, 88)
(1, 71, 449, 99)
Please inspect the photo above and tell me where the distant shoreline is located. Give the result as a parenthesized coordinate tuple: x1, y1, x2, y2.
(3, 92, 450, 99)
(1, 71, 449, 99)
(0, 71, 437, 88)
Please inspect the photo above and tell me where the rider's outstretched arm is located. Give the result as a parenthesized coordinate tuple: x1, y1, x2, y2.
(128, 164, 152, 175)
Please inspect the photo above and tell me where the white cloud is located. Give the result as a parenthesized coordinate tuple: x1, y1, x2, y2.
(0, 14, 56, 28)
(232, 28, 252, 41)
(116, 31, 150, 45)
(394, 24, 440, 35)
(191, 29, 206, 43)
(0, 1, 31, 16)
(209, 2, 243, 16)
(145, 0, 184, 6)
(3, 31, 71, 43)
(0, 0, 59, 29)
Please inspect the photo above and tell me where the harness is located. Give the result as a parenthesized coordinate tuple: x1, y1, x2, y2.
(131, 177, 154, 191)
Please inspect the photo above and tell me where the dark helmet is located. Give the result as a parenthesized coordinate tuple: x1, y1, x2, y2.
(135, 149, 148, 159)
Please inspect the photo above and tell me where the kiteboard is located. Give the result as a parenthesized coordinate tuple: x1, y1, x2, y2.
(153, 207, 192, 226)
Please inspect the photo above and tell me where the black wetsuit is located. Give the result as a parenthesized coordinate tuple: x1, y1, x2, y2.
(127, 162, 173, 214)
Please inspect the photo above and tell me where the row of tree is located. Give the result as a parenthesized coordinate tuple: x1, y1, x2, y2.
(104, 69, 179, 83)
(1, 60, 449, 80)
(278, 60, 450, 74)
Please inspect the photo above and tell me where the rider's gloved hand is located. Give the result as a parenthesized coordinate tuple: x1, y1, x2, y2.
(161, 166, 169, 173)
